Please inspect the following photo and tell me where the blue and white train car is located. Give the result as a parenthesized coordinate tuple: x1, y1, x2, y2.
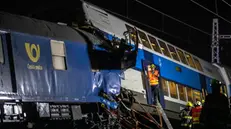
(82, 1, 228, 118)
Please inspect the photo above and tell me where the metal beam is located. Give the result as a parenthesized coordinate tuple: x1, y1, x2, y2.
(219, 35, 231, 39)
(212, 18, 220, 64)
(211, 18, 231, 64)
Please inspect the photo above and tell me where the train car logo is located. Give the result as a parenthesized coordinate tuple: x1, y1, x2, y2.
(25, 43, 40, 63)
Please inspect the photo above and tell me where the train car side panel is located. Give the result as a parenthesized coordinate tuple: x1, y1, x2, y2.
(135, 49, 201, 89)
(0, 33, 13, 94)
(11, 32, 54, 101)
(153, 54, 201, 90)
(11, 32, 93, 102)
(54, 40, 93, 101)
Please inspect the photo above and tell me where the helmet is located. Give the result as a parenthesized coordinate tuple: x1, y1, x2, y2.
(195, 101, 202, 106)
(186, 101, 193, 107)
(202, 99, 205, 104)
(151, 64, 156, 69)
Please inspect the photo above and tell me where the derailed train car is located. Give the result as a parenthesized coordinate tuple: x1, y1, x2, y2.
(0, 11, 134, 127)
(82, 1, 228, 121)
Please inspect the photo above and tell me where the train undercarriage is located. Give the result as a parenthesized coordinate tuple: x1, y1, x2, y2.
(0, 88, 178, 129)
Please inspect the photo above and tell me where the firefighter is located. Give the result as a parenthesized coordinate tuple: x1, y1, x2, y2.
(200, 79, 230, 129)
(180, 101, 193, 129)
(147, 64, 160, 104)
(192, 101, 202, 129)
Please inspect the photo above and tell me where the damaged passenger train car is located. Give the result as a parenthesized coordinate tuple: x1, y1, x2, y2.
(82, 1, 229, 120)
(0, 10, 137, 126)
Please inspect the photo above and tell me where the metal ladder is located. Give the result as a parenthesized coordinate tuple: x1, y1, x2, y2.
(156, 101, 173, 129)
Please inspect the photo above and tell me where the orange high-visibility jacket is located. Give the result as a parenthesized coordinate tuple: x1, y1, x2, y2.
(148, 70, 159, 86)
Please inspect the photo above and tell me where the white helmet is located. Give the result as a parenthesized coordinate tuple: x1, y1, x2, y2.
(195, 101, 202, 106)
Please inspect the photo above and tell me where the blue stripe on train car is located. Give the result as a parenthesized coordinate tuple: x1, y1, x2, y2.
(11, 32, 94, 102)
(135, 49, 201, 90)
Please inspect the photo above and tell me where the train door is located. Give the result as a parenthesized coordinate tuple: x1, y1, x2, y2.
(199, 74, 208, 100)
(141, 59, 165, 107)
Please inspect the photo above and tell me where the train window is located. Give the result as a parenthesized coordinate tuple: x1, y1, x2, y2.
(193, 90, 201, 102)
(50, 40, 67, 70)
(178, 84, 187, 101)
(193, 57, 203, 72)
(185, 53, 196, 68)
(167, 45, 180, 61)
(220, 85, 228, 95)
(138, 30, 152, 49)
(158, 40, 171, 58)
(186, 87, 193, 102)
(176, 49, 188, 65)
(169, 81, 178, 99)
(125, 24, 137, 44)
(0, 36, 4, 64)
(161, 78, 169, 96)
(148, 35, 162, 54)
(224, 86, 228, 95)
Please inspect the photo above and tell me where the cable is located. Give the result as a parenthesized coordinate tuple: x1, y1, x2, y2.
(191, 0, 231, 25)
(222, 0, 231, 8)
(134, 0, 211, 36)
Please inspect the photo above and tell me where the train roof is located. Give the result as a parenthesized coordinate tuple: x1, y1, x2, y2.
(0, 11, 85, 43)
(82, 1, 224, 82)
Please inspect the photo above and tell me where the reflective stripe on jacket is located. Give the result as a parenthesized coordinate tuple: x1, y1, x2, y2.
(180, 109, 192, 128)
(192, 106, 202, 124)
(148, 71, 159, 85)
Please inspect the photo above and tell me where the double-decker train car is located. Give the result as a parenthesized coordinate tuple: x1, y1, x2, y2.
(82, 1, 228, 120)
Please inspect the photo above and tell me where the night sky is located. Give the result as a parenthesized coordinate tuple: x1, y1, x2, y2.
(1, 0, 231, 66)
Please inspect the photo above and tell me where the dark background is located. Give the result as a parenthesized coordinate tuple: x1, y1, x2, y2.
(1, 0, 231, 66)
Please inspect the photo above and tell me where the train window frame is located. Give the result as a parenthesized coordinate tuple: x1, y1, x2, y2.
(176, 49, 188, 65)
(137, 30, 152, 49)
(193, 89, 202, 103)
(158, 40, 172, 58)
(186, 87, 193, 102)
(0, 36, 4, 64)
(161, 78, 170, 96)
(185, 52, 196, 68)
(177, 84, 187, 101)
(168, 81, 178, 99)
(193, 57, 203, 72)
(148, 35, 162, 54)
(50, 40, 67, 70)
(167, 44, 180, 61)
(125, 24, 137, 45)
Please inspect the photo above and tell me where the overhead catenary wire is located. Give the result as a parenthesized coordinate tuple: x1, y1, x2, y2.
(191, 0, 231, 25)
(222, 0, 231, 8)
(134, 0, 211, 36)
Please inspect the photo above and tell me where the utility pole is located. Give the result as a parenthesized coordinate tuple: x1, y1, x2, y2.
(212, 18, 231, 64)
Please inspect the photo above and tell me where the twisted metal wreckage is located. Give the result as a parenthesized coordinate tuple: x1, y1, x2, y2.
(77, 22, 168, 129)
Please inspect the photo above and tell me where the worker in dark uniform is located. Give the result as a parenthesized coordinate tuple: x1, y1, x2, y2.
(192, 101, 202, 129)
(200, 79, 230, 129)
(180, 101, 193, 129)
(147, 64, 160, 105)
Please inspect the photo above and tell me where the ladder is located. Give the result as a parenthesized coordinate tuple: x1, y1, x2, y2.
(156, 100, 173, 129)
